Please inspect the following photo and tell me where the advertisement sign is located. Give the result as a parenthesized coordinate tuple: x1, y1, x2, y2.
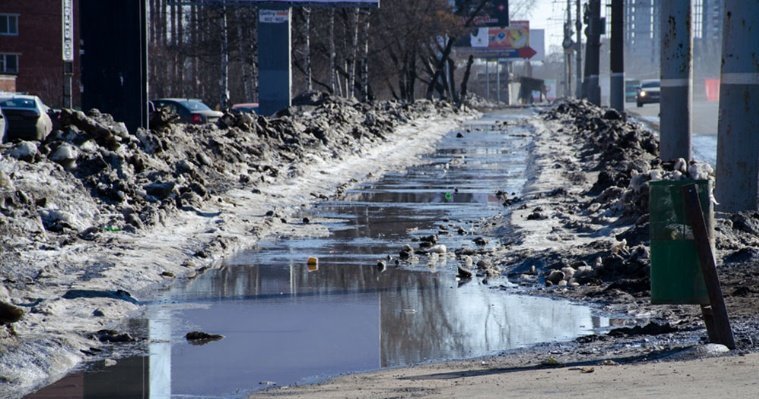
(260, 9, 290, 23)
(469, 0, 509, 27)
(233, 0, 379, 7)
(62, 0, 74, 62)
(469, 20, 529, 51)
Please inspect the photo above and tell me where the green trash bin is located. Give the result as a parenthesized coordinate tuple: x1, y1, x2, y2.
(649, 179, 711, 304)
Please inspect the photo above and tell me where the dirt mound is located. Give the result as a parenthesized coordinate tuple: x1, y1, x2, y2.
(503, 100, 759, 349)
(1, 98, 460, 258)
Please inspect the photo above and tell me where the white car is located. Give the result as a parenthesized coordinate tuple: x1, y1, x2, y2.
(0, 94, 53, 142)
(0, 107, 6, 142)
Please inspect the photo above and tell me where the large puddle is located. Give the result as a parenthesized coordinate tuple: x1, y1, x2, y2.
(28, 111, 613, 399)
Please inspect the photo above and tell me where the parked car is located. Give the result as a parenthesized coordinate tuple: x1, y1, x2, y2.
(231, 102, 259, 115)
(636, 80, 660, 107)
(624, 79, 640, 102)
(150, 98, 223, 124)
(0, 94, 53, 142)
(0, 108, 6, 142)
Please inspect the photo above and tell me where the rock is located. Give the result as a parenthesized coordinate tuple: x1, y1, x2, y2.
(546, 270, 565, 285)
(527, 211, 547, 220)
(457, 265, 473, 279)
(696, 344, 730, 356)
(476, 259, 492, 270)
(724, 248, 759, 264)
(0, 171, 14, 190)
(602, 109, 622, 120)
(6, 141, 38, 162)
(429, 244, 447, 254)
(49, 143, 79, 169)
(144, 182, 176, 200)
(95, 329, 135, 343)
(473, 237, 488, 246)
(185, 331, 223, 343)
(560, 266, 576, 279)
(0, 301, 24, 324)
(38, 208, 82, 232)
(124, 212, 144, 229)
(730, 212, 759, 236)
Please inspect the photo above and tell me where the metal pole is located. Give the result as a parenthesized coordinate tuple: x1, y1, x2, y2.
(610, 0, 624, 111)
(564, 0, 572, 97)
(63, 62, 73, 109)
(715, 0, 759, 212)
(659, 0, 692, 162)
(485, 60, 490, 100)
(575, 0, 583, 98)
(496, 61, 501, 103)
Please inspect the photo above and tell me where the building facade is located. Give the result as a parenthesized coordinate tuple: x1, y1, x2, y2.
(623, 0, 660, 79)
(0, 0, 80, 107)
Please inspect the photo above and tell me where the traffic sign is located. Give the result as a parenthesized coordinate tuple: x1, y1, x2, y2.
(518, 46, 537, 59)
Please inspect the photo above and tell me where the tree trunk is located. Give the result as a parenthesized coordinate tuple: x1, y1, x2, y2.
(304, 8, 312, 92)
(220, 2, 230, 109)
(459, 55, 474, 105)
(170, 0, 177, 94)
(447, 57, 458, 103)
(329, 9, 336, 95)
(349, 8, 359, 98)
(425, 0, 488, 101)
(237, 10, 252, 101)
(361, 10, 371, 101)
(176, 3, 184, 96)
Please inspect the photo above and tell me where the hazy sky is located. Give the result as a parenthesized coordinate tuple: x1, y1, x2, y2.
(520, 0, 571, 52)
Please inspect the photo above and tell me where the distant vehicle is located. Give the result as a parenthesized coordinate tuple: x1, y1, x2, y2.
(0, 94, 53, 142)
(231, 102, 259, 114)
(150, 98, 223, 124)
(636, 80, 660, 107)
(624, 79, 640, 103)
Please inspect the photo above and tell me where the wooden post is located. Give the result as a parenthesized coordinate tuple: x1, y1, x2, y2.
(681, 184, 736, 349)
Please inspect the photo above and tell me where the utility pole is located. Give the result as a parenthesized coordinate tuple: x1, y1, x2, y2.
(583, 0, 601, 105)
(575, 0, 583, 98)
(715, 1, 759, 212)
(220, 0, 230, 109)
(609, 0, 624, 112)
(659, 0, 692, 161)
(564, 0, 572, 97)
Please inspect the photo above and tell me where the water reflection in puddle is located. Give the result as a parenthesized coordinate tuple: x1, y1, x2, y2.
(28, 111, 612, 399)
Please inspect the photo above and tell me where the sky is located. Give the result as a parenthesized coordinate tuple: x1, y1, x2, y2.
(518, 0, 569, 52)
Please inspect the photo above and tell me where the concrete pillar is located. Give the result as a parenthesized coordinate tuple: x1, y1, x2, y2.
(659, 0, 692, 161)
(610, 0, 624, 112)
(715, 1, 759, 212)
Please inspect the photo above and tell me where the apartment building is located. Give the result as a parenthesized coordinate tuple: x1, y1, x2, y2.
(0, 0, 80, 107)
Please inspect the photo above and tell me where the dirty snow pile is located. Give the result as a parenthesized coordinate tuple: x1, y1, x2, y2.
(505, 99, 759, 301)
(0, 93, 468, 397)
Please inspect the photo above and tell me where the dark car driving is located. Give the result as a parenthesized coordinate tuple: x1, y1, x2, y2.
(636, 80, 661, 107)
(151, 98, 223, 124)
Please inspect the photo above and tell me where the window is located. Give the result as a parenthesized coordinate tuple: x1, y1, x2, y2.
(0, 14, 19, 36)
(0, 54, 19, 74)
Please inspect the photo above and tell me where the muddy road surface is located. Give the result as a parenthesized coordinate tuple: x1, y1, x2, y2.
(26, 110, 621, 398)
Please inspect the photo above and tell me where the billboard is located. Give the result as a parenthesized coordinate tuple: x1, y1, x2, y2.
(224, 0, 379, 6)
(468, 21, 530, 56)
